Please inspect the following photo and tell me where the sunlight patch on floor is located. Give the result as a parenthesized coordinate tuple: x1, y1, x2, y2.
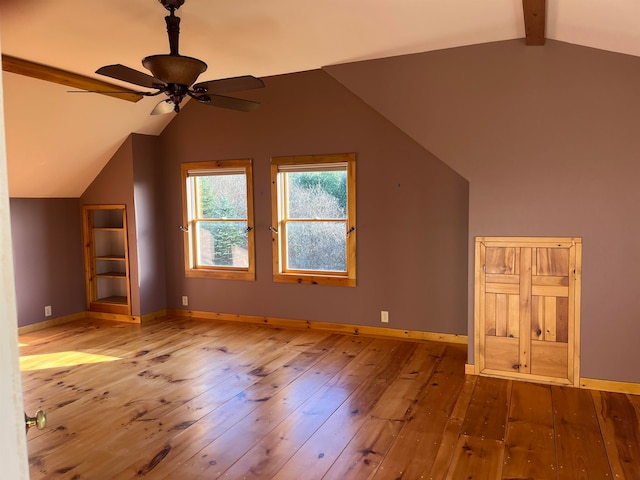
(20, 351, 121, 371)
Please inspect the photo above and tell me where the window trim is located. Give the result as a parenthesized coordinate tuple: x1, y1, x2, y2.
(181, 159, 255, 281)
(270, 153, 356, 287)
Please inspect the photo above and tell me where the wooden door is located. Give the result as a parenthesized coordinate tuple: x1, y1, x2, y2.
(0, 109, 30, 476)
(474, 237, 582, 386)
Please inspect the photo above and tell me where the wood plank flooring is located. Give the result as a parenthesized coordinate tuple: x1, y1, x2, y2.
(19, 315, 640, 479)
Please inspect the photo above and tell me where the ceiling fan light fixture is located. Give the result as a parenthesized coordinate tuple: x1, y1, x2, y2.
(93, 0, 263, 114)
(151, 99, 177, 115)
(142, 54, 206, 86)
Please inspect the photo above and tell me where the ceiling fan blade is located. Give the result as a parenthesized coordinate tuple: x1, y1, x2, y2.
(193, 75, 264, 94)
(96, 64, 165, 90)
(150, 99, 176, 115)
(197, 94, 260, 112)
(1, 54, 143, 103)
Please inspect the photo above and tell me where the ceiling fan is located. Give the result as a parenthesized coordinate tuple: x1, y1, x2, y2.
(94, 0, 264, 115)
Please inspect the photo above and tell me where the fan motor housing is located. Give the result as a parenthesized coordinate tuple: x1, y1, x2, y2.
(142, 54, 206, 86)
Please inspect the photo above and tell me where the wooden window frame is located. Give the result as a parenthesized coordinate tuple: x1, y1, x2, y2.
(181, 160, 255, 281)
(270, 153, 356, 287)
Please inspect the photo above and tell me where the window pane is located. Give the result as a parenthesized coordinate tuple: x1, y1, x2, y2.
(196, 221, 248, 267)
(286, 171, 346, 219)
(286, 221, 346, 272)
(196, 174, 247, 219)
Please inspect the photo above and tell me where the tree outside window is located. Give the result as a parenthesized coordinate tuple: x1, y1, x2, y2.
(181, 160, 255, 280)
(271, 153, 356, 286)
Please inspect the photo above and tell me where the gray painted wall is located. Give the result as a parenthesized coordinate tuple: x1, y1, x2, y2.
(326, 39, 640, 383)
(132, 134, 167, 315)
(158, 69, 469, 335)
(9, 198, 85, 327)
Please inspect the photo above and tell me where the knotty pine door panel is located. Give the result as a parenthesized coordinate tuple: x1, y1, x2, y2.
(475, 237, 582, 386)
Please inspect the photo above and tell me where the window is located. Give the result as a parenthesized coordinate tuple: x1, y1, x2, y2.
(271, 153, 356, 286)
(181, 160, 255, 280)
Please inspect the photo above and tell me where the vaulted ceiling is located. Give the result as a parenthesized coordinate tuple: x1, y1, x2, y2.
(1, 0, 639, 197)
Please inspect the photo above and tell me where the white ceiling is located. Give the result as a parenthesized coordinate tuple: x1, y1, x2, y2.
(1, 0, 639, 197)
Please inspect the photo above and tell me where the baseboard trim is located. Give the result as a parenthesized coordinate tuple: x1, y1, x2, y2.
(18, 312, 87, 334)
(463, 364, 640, 396)
(18, 309, 170, 334)
(580, 378, 640, 395)
(85, 311, 141, 324)
(167, 309, 468, 345)
(141, 309, 168, 323)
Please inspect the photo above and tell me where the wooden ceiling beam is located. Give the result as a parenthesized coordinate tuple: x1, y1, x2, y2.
(1, 54, 144, 103)
(523, 0, 546, 46)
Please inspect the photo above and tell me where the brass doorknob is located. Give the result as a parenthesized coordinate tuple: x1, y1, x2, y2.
(25, 410, 46, 433)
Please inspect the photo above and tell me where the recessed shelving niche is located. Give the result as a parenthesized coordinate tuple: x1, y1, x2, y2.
(82, 205, 131, 316)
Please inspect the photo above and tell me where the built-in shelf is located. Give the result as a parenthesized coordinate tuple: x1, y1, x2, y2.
(83, 205, 131, 316)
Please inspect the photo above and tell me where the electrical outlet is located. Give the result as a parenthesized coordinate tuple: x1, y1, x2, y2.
(182, 296, 189, 306)
(44, 305, 52, 317)
(381, 310, 389, 323)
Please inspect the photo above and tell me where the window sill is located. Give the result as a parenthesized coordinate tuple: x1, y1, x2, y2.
(273, 273, 355, 287)
(185, 269, 255, 281)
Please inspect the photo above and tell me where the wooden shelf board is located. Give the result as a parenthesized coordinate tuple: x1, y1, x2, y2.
(96, 272, 126, 278)
(90, 296, 130, 315)
(94, 296, 128, 305)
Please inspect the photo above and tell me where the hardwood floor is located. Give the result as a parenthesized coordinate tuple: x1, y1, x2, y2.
(19, 315, 640, 479)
